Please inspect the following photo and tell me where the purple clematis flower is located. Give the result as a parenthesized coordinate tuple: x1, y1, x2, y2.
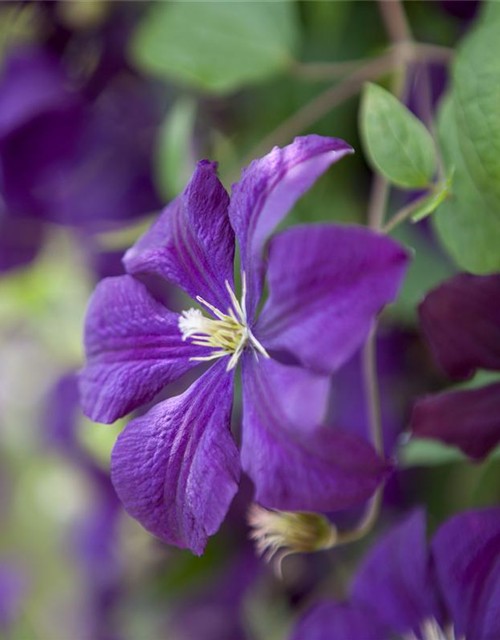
(410, 273, 500, 460)
(79, 135, 409, 554)
(292, 507, 500, 640)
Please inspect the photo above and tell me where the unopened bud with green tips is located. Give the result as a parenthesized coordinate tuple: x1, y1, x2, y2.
(248, 505, 338, 565)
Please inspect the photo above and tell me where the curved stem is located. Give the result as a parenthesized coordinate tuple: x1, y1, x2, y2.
(382, 190, 432, 233)
(240, 41, 452, 172)
(378, 0, 412, 45)
(336, 488, 383, 546)
(363, 326, 383, 454)
(289, 57, 369, 82)
(331, 299, 385, 548)
(240, 52, 396, 169)
(367, 175, 390, 231)
(289, 43, 453, 84)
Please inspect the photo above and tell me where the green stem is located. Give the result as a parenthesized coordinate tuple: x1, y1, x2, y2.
(382, 190, 433, 233)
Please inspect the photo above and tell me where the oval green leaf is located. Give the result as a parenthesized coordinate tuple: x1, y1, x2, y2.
(360, 82, 437, 189)
(129, 1, 299, 95)
(435, 95, 500, 274)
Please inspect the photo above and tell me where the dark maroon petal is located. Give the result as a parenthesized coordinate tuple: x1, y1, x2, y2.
(432, 507, 500, 640)
(352, 510, 441, 636)
(291, 600, 388, 640)
(410, 382, 500, 460)
(240, 355, 390, 512)
(228, 135, 353, 319)
(419, 273, 500, 379)
(111, 361, 239, 555)
(256, 224, 409, 374)
(124, 160, 234, 310)
(79, 275, 208, 423)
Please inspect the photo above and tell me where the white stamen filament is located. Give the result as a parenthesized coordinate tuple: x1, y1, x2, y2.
(178, 273, 269, 371)
(403, 619, 462, 640)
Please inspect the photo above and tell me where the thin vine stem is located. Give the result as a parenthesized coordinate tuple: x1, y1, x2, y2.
(338, 0, 413, 547)
(290, 43, 452, 84)
(382, 190, 433, 233)
(239, 43, 451, 172)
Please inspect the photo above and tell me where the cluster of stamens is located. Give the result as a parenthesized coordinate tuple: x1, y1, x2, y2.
(248, 505, 337, 575)
(179, 273, 269, 371)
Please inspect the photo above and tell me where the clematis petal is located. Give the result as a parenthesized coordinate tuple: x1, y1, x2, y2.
(419, 273, 500, 379)
(410, 382, 500, 460)
(124, 160, 234, 310)
(240, 355, 390, 512)
(79, 275, 208, 423)
(256, 225, 409, 374)
(229, 135, 353, 318)
(432, 507, 500, 640)
(111, 360, 239, 555)
(291, 600, 388, 640)
(351, 510, 441, 636)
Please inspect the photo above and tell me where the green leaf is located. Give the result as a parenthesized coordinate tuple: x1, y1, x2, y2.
(0, 230, 92, 362)
(155, 97, 197, 200)
(434, 95, 500, 273)
(410, 171, 453, 223)
(95, 214, 157, 251)
(479, 0, 500, 25)
(399, 439, 467, 468)
(452, 21, 500, 214)
(130, 1, 299, 94)
(360, 82, 437, 188)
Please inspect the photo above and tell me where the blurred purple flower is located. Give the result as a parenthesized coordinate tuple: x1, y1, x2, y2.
(292, 507, 500, 640)
(79, 135, 409, 554)
(410, 273, 500, 459)
(0, 45, 161, 272)
(0, 560, 28, 634)
(44, 372, 123, 640)
(171, 551, 261, 640)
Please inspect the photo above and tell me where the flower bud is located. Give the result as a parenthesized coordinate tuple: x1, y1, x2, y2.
(248, 505, 337, 563)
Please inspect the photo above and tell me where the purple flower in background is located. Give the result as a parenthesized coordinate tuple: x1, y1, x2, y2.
(410, 273, 500, 460)
(44, 373, 123, 640)
(0, 560, 28, 635)
(0, 47, 83, 219)
(0, 45, 161, 273)
(171, 551, 261, 640)
(292, 507, 500, 640)
(80, 135, 409, 554)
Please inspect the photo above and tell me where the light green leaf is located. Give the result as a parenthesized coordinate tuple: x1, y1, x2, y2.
(130, 1, 299, 94)
(78, 416, 124, 470)
(95, 214, 157, 251)
(360, 82, 437, 189)
(411, 171, 453, 223)
(0, 230, 92, 362)
(453, 21, 500, 214)
(155, 98, 197, 200)
(434, 95, 500, 273)
(479, 0, 500, 25)
(399, 438, 467, 468)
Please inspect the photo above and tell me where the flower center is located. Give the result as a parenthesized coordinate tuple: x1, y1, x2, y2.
(403, 619, 461, 640)
(178, 273, 269, 371)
